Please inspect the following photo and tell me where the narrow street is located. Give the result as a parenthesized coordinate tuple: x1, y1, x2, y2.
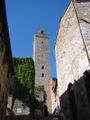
(1, 0, 90, 120)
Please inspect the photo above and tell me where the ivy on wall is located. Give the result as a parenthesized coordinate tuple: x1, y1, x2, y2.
(35, 85, 47, 103)
(13, 57, 35, 116)
(13, 57, 35, 96)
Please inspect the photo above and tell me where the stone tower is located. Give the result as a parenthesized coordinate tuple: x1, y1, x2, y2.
(33, 28, 52, 113)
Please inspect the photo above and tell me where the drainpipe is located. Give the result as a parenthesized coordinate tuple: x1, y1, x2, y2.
(71, 0, 90, 66)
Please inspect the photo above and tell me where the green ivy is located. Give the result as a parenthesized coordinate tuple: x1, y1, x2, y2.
(13, 57, 35, 96)
(13, 57, 35, 116)
(35, 85, 47, 103)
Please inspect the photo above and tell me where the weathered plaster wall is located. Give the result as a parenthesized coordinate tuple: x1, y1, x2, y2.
(75, 2, 90, 56)
(55, 1, 90, 97)
(55, 1, 90, 120)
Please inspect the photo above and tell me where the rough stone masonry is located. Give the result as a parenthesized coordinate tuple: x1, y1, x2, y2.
(0, 0, 14, 120)
(55, 0, 90, 120)
(55, 0, 90, 98)
(33, 29, 52, 114)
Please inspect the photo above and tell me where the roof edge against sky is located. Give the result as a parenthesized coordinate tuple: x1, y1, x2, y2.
(54, 1, 71, 48)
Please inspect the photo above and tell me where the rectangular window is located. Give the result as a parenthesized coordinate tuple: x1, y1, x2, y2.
(41, 66, 44, 69)
(42, 73, 44, 77)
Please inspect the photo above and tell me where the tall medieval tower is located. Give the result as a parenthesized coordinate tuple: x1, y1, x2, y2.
(33, 28, 52, 113)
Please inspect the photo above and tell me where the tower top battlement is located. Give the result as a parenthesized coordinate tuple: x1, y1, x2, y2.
(35, 28, 49, 39)
(39, 28, 45, 34)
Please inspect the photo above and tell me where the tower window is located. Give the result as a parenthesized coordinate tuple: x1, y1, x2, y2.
(41, 66, 44, 69)
(41, 41, 43, 44)
(42, 73, 44, 77)
(2, 92, 4, 103)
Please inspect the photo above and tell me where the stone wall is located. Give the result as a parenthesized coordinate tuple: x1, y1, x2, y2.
(50, 78, 58, 113)
(74, 2, 90, 56)
(60, 71, 90, 120)
(55, 1, 90, 120)
(12, 80, 30, 116)
(55, 1, 90, 98)
(0, 0, 14, 120)
(33, 29, 52, 113)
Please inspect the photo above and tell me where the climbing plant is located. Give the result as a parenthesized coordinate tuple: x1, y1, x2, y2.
(13, 57, 35, 116)
(13, 57, 35, 96)
(35, 85, 47, 103)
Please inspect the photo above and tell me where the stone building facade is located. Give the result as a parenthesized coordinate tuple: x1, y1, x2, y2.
(0, 0, 14, 120)
(55, 0, 90, 120)
(50, 78, 59, 114)
(55, 0, 90, 98)
(60, 70, 90, 120)
(33, 29, 52, 114)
